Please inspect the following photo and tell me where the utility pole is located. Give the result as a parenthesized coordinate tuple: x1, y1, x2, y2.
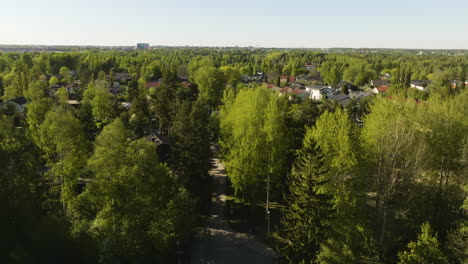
(266, 171, 271, 238)
(176, 241, 183, 264)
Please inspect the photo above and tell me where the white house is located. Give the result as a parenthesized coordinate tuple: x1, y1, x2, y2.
(410, 80, 430, 91)
(305, 85, 322, 100)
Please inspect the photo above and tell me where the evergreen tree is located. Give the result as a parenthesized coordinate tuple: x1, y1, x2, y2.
(279, 128, 333, 263)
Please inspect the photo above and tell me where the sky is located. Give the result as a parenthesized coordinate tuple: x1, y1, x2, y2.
(0, 0, 467, 49)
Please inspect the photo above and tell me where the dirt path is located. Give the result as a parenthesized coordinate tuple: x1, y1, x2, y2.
(190, 155, 279, 264)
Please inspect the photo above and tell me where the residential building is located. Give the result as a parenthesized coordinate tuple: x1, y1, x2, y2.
(304, 62, 317, 71)
(305, 85, 323, 100)
(410, 80, 431, 91)
(146, 81, 160, 89)
(331, 93, 352, 107)
(371, 79, 390, 87)
(373, 85, 390, 94)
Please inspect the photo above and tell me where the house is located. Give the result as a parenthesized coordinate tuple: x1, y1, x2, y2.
(2, 97, 27, 113)
(241, 73, 265, 83)
(146, 81, 160, 89)
(304, 62, 317, 71)
(349, 91, 372, 101)
(280, 75, 295, 83)
(296, 74, 322, 82)
(264, 83, 281, 93)
(371, 79, 390, 87)
(121, 102, 132, 110)
(373, 85, 390, 94)
(279, 86, 292, 94)
(305, 85, 323, 100)
(67, 100, 80, 107)
(410, 80, 431, 91)
(381, 73, 391, 80)
(181, 81, 192, 88)
(450, 80, 466, 89)
(305, 85, 333, 100)
(330, 93, 352, 107)
(114, 72, 130, 82)
(145, 132, 171, 162)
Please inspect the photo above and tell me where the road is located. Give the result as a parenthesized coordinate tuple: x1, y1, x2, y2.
(190, 154, 279, 264)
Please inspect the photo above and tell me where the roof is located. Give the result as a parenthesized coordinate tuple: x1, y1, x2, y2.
(67, 100, 80, 105)
(279, 86, 292, 93)
(376, 86, 389, 93)
(305, 85, 322, 91)
(114, 72, 130, 81)
(146, 132, 171, 147)
(349, 91, 372, 100)
(8, 97, 27, 105)
(331, 93, 352, 107)
(146, 81, 160, 89)
(181, 81, 192, 88)
(411, 80, 431, 86)
(372, 80, 390, 87)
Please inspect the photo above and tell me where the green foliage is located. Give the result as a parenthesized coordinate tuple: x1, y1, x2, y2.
(194, 65, 225, 109)
(220, 86, 289, 203)
(398, 222, 448, 264)
(91, 83, 118, 126)
(59, 66, 73, 83)
(56, 87, 69, 104)
(39, 105, 89, 208)
(171, 99, 211, 195)
(69, 118, 194, 261)
(279, 128, 333, 263)
(49, 76, 59, 85)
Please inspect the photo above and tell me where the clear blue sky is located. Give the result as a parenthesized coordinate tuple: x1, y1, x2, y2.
(0, 0, 467, 49)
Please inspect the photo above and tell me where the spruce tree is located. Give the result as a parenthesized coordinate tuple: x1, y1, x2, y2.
(279, 128, 333, 263)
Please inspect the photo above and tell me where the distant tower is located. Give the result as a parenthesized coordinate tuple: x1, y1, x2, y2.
(136, 43, 150, 50)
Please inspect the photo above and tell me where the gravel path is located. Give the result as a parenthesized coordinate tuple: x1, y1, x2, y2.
(190, 156, 279, 264)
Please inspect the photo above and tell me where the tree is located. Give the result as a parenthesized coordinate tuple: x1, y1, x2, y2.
(194, 66, 225, 110)
(59, 66, 73, 83)
(55, 87, 69, 104)
(279, 128, 333, 263)
(39, 105, 88, 210)
(69, 118, 194, 262)
(49, 76, 60, 85)
(398, 222, 448, 264)
(362, 98, 428, 259)
(148, 82, 178, 134)
(220, 66, 241, 86)
(91, 83, 117, 127)
(171, 99, 211, 201)
(220, 87, 290, 226)
(309, 108, 378, 264)
(128, 95, 150, 135)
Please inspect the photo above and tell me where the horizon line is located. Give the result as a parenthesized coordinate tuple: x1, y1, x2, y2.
(0, 43, 467, 51)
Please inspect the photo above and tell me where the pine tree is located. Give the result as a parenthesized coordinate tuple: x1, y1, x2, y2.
(279, 128, 333, 263)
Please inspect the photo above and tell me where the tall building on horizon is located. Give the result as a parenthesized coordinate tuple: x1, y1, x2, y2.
(136, 43, 150, 50)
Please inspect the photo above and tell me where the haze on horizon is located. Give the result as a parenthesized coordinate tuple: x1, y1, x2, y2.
(0, 0, 467, 50)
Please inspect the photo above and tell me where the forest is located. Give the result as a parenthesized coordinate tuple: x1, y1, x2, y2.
(0, 48, 467, 264)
